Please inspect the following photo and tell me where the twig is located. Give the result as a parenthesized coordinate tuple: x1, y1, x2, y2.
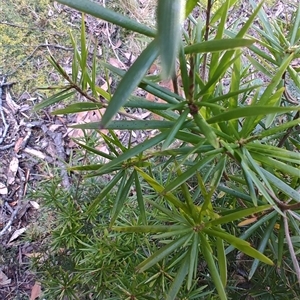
(0, 21, 44, 31)
(283, 212, 300, 285)
(102, 0, 126, 69)
(0, 170, 26, 237)
(266, 186, 300, 211)
(283, 71, 299, 105)
(0, 76, 10, 145)
(284, 87, 299, 105)
(0, 142, 15, 151)
(0, 207, 20, 237)
(277, 111, 300, 148)
(46, 130, 71, 189)
(201, 0, 213, 81)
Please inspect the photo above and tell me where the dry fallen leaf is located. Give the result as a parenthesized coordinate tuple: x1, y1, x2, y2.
(0, 270, 11, 286)
(30, 281, 42, 300)
(109, 57, 125, 69)
(0, 182, 8, 195)
(6, 91, 21, 114)
(30, 201, 40, 210)
(14, 137, 25, 153)
(8, 227, 26, 244)
(23, 147, 47, 160)
(67, 109, 108, 148)
(7, 156, 19, 185)
(49, 124, 63, 132)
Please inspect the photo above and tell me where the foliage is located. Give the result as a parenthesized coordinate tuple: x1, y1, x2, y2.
(34, 0, 300, 299)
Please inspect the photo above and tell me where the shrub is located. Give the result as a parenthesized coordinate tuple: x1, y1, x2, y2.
(34, 0, 300, 299)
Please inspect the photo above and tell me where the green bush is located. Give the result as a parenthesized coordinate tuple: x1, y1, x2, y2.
(34, 0, 300, 299)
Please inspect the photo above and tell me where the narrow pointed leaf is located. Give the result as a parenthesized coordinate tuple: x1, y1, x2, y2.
(166, 254, 189, 300)
(185, 0, 198, 17)
(193, 113, 219, 148)
(87, 171, 124, 214)
(157, 0, 185, 78)
(260, 168, 300, 202)
(135, 167, 187, 210)
(134, 171, 147, 224)
(109, 171, 134, 227)
(112, 225, 188, 233)
(34, 89, 75, 111)
(200, 234, 227, 300)
(207, 106, 300, 124)
(93, 131, 168, 175)
(216, 237, 227, 288)
(52, 102, 104, 115)
(100, 40, 159, 127)
(56, 0, 155, 37)
(185, 38, 254, 54)
(204, 228, 274, 265)
(162, 109, 190, 150)
(136, 234, 191, 273)
(163, 155, 217, 193)
(248, 216, 277, 279)
(187, 234, 199, 290)
(207, 205, 271, 227)
(226, 211, 278, 255)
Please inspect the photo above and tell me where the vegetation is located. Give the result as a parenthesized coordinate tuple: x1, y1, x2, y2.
(30, 0, 300, 299)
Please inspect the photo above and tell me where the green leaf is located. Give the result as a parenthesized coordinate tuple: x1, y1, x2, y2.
(226, 211, 278, 255)
(109, 171, 134, 227)
(259, 118, 300, 138)
(185, 0, 198, 17)
(93, 131, 168, 175)
(52, 102, 104, 115)
(216, 237, 227, 288)
(134, 170, 147, 224)
(184, 38, 254, 54)
(200, 234, 227, 300)
(73, 141, 114, 161)
(241, 54, 294, 136)
(80, 15, 88, 90)
(187, 234, 199, 290)
(289, 4, 300, 45)
(112, 225, 189, 233)
(100, 40, 159, 127)
(204, 228, 274, 265)
(193, 113, 219, 148)
(248, 216, 277, 280)
(276, 217, 285, 267)
(162, 108, 190, 150)
(246, 143, 300, 164)
(207, 205, 271, 227)
(56, 0, 155, 37)
(157, 0, 185, 78)
(135, 167, 187, 211)
(166, 254, 189, 300)
(33, 89, 75, 111)
(211, 0, 239, 25)
(136, 234, 192, 273)
(207, 106, 300, 124)
(103, 62, 184, 103)
(209, 156, 226, 194)
(163, 154, 217, 193)
(86, 170, 124, 214)
(260, 168, 300, 202)
(71, 120, 191, 131)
